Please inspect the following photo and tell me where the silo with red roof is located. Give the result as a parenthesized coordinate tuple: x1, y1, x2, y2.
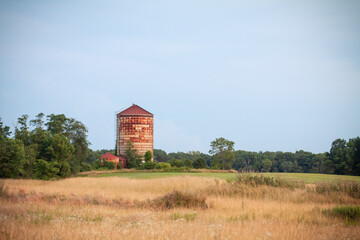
(116, 104, 153, 161)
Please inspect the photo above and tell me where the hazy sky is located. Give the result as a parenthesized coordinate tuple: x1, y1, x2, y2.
(1, 0, 359, 154)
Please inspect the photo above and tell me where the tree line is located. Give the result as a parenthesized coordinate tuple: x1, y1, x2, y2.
(1, 113, 359, 178)
(153, 137, 360, 176)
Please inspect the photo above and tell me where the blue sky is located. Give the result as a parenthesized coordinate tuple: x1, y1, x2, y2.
(1, 0, 359, 154)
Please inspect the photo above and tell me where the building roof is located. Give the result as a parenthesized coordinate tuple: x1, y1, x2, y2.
(99, 152, 119, 160)
(117, 104, 153, 117)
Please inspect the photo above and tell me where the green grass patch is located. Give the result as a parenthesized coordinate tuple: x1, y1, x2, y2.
(262, 172, 360, 184)
(91, 171, 237, 181)
(81, 170, 360, 184)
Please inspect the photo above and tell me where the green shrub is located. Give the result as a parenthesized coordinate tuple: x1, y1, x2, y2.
(150, 190, 207, 209)
(156, 162, 171, 170)
(103, 161, 116, 170)
(92, 160, 101, 170)
(143, 161, 156, 169)
(80, 162, 92, 172)
(144, 150, 153, 162)
(323, 206, 360, 224)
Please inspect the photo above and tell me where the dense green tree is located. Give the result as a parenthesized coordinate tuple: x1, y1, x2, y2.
(347, 137, 360, 175)
(0, 138, 26, 178)
(47, 134, 75, 164)
(0, 117, 11, 140)
(32, 159, 59, 180)
(183, 159, 193, 168)
(66, 119, 89, 173)
(234, 151, 259, 171)
(309, 153, 326, 173)
(153, 149, 168, 162)
(14, 115, 31, 146)
(168, 152, 191, 160)
(209, 137, 235, 170)
(46, 114, 68, 135)
(280, 161, 293, 172)
(0, 119, 27, 178)
(169, 159, 184, 168)
(329, 139, 350, 175)
(261, 159, 272, 172)
(23, 144, 37, 178)
(47, 134, 74, 177)
(30, 113, 45, 129)
(243, 152, 257, 171)
(295, 150, 314, 173)
(193, 157, 207, 169)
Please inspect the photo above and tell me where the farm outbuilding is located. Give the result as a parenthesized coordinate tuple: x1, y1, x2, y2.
(99, 152, 126, 169)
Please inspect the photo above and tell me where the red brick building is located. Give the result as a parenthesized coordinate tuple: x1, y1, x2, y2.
(116, 104, 154, 161)
(99, 152, 126, 169)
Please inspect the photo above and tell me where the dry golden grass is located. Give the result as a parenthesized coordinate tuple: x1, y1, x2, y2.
(3, 176, 214, 200)
(1, 176, 360, 240)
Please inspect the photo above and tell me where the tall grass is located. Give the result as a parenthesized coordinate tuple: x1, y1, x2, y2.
(235, 173, 305, 189)
(1, 175, 360, 240)
(315, 181, 360, 199)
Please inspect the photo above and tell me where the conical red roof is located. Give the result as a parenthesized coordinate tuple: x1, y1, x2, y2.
(117, 104, 153, 117)
(99, 152, 118, 160)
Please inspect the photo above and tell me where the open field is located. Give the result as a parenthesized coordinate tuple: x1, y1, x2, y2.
(1, 173, 360, 240)
(81, 170, 360, 183)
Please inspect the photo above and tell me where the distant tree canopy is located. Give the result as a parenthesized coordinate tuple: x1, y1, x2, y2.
(152, 137, 360, 176)
(0, 114, 90, 179)
(1, 114, 359, 178)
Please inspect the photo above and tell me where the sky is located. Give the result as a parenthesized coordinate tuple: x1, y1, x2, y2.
(0, 0, 359, 154)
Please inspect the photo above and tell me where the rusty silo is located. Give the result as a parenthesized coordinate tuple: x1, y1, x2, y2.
(116, 104, 154, 160)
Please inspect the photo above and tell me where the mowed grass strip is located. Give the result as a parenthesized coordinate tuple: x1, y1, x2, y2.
(92, 171, 237, 181)
(263, 172, 360, 184)
(87, 171, 360, 183)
